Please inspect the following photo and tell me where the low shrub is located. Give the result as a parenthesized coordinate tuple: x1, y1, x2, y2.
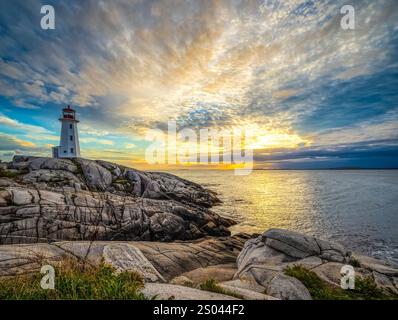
(285, 265, 397, 300)
(199, 279, 243, 299)
(0, 259, 147, 300)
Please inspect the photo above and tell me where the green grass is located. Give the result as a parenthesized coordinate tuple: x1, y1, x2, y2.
(113, 179, 135, 193)
(0, 169, 20, 179)
(285, 265, 398, 300)
(199, 279, 243, 299)
(0, 259, 147, 300)
(348, 257, 361, 268)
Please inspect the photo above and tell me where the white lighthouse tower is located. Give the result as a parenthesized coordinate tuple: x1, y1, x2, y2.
(52, 105, 81, 158)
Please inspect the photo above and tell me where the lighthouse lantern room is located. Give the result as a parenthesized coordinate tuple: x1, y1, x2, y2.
(52, 105, 81, 158)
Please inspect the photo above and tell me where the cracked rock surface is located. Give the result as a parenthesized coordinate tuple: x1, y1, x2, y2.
(234, 228, 398, 299)
(0, 156, 233, 244)
(0, 223, 397, 300)
(0, 233, 249, 282)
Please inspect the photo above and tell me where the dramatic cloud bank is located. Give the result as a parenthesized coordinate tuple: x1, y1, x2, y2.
(0, 0, 397, 168)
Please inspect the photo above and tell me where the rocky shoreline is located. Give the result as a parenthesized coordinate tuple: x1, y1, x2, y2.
(0, 156, 397, 300)
(0, 156, 232, 243)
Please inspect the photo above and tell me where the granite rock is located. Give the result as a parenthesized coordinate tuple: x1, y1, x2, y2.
(0, 156, 233, 244)
(141, 283, 239, 300)
(235, 228, 398, 299)
(0, 234, 248, 281)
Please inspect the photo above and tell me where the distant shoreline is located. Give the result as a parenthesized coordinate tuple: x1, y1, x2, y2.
(166, 168, 398, 171)
(253, 168, 398, 171)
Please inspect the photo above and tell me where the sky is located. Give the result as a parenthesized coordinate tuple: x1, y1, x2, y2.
(0, 0, 397, 169)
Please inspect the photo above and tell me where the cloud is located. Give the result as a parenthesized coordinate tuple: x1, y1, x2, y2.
(26, 134, 59, 141)
(1, 1, 397, 128)
(313, 118, 398, 147)
(0, 133, 36, 150)
(0, 0, 397, 167)
(80, 137, 114, 145)
(125, 143, 136, 149)
(0, 113, 52, 134)
(78, 124, 110, 136)
(254, 141, 398, 162)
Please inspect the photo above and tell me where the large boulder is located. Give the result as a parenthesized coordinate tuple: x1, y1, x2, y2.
(372, 271, 398, 295)
(266, 274, 312, 300)
(237, 237, 294, 272)
(135, 234, 251, 280)
(22, 169, 82, 187)
(351, 253, 398, 277)
(102, 243, 165, 282)
(262, 229, 321, 259)
(311, 262, 348, 286)
(234, 228, 398, 300)
(146, 172, 220, 207)
(28, 158, 78, 173)
(75, 158, 112, 191)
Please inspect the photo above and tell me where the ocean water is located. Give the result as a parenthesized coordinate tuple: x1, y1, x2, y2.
(170, 170, 398, 263)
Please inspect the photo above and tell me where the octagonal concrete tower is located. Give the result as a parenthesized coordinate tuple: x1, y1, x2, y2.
(52, 105, 81, 158)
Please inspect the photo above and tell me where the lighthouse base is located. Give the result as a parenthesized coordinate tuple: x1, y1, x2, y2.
(52, 146, 79, 158)
(52, 146, 60, 158)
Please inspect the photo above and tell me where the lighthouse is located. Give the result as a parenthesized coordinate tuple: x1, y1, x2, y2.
(52, 105, 81, 158)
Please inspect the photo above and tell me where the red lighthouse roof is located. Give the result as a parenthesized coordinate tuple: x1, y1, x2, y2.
(63, 105, 75, 112)
(60, 105, 79, 122)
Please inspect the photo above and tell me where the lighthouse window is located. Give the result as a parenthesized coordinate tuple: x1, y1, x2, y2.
(70, 135, 73, 141)
(71, 148, 74, 154)
(70, 124, 73, 129)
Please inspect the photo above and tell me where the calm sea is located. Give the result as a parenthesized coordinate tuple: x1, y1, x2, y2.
(170, 170, 398, 263)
